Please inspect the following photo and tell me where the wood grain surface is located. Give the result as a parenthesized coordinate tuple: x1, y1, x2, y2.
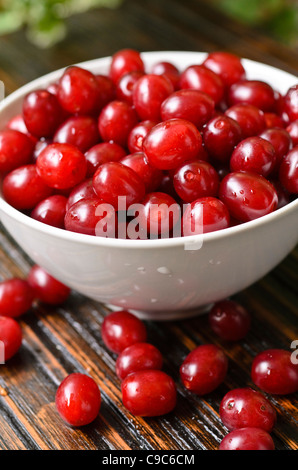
(0, 0, 297, 451)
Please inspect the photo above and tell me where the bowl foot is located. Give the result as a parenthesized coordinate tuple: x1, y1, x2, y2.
(105, 303, 213, 321)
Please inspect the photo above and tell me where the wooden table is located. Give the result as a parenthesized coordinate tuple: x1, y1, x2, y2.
(0, 0, 297, 451)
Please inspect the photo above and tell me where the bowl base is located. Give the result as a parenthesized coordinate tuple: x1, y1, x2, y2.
(105, 303, 213, 321)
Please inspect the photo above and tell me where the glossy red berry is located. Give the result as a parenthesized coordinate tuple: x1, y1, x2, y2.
(101, 310, 147, 354)
(109, 49, 145, 84)
(137, 192, 180, 238)
(179, 65, 224, 105)
(209, 300, 251, 341)
(0, 279, 34, 318)
(203, 51, 246, 88)
(219, 171, 278, 222)
(116, 342, 163, 380)
(143, 119, 202, 170)
(0, 316, 22, 360)
(264, 112, 284, 129)
(116, 70, 144, 104)
(132, 74, 174, 121)
(202, 115, 242, 163)
(64, 197, 117, 237)
(173, 160, 219, 202)
(228, 80, 276, 112)
(225, 104, 265, 138)
(230, 136, 276, 177)
(127, 120, 158, 154)
(98, 100, 138, 147)
(36, 143, 87, 189)
(219, 388, 276, 432)
(251, 349, 298, 395)
(259, 127, 292, 167)
(2, 164, 53, 210)
(151, 61, 180, 89)
(279, 147, 298, 194)
(283, 85, 298, 122)
(120, 152, 163, 192)
(57, 66, 100, 115)
(180, 344, 228, 395)
(160, 89, 215, 129)
(27, 265, 70, 305)
(55, 373, 101, 426)
(23, 90, 62, 138)
(92, 162, 145, 210)
(53, 115, 99, 153)
(6, 114, 34, 140)
(66, 179, 96, 210)
(182, 197, 230, 235)
(286, 120, 298, 146)
(85, 142, 126, 177)
(31, 194, 67, 228)
(95, 74, 116, 110)
(121, 370, 176, 417)
(0, 129, 34, 175)
(219, 428, 275, 450)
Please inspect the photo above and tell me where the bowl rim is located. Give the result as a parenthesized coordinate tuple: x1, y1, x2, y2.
(0, 51, 297, 250)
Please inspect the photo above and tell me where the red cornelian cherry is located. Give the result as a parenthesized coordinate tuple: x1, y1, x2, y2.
(182, 197, 230, 235)
(116, 70, 144, 104)
(259, 127, 292, 167)
(120, 152, 163, 192)
(173, 160, 219, 202)
(95, 74, 116, 110)
(202, 115, 242, 163)
(209, 299, 251, 341)
(160, 89, 215, 129)
(121, 370, 176, 417)
(143, 118, 202, 170)
(66, 179, 96, 210)
(219, 427, 275, 451)
(28, 265, 70, 305)
(0, 279, 34, 318)
(6, 114, 34, 140)
(279, 147, 298, 194)
(251, 349, 298, 395)
(53, 115, 99, 153)
(203, 51, 246, 88)
(127, 120, 158, 154)
(98, 100, 138, 147)
(55, 373, 101, 426)
(2, 164, 53, 210)
(228, 80, 276, 112)
(31, 194, 67, 229)
(219, 388, 276, 432)
(116, 342, 163, 380)
(132, 74, 174, 121)
(92, 161, 145, 210)
(272, 180, 291, 209)
(0, 316, 22, 360)
(264, 112, 284, 129)
(230, 136, 277, 177)
(283, 84, 298, 122)
(286, 120, 298, 146)
(179, 64, 224, 105)
(180, 344, 228, 395)
(64, 197, 117, 237)
(109, 49, 145, 84)
(151, 61, 180, 89)
(23, 90, 62, 138)
(101, 310, 147, 354)
(85, 142, 126, 177)
(137, 192, 180, 238)
(57, 66, 100, 115)
(225, 104, 266, 138)
(36, 143, 87, 189)
(0, 129, 34, 175)
(219, 171, 278, 222)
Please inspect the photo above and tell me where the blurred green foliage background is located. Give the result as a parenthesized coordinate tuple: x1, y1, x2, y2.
(0, 0, 297, 48)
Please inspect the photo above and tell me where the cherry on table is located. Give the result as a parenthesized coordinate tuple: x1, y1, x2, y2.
(208, 299, 251, 341)
(219, 427, 275, 450)
(27, 265, 70, 305)
(0, 278, 34, 318)
(116, 342, 163, 380)
(101, 310, 147, 354)
(55, 373, 101, 426)
(0, 316, 22, 361)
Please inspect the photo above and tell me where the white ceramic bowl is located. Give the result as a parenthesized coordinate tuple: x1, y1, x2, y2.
(0, 51, 297, 320)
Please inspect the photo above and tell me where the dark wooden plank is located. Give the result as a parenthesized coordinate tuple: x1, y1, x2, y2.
(0, 0, 297, 451)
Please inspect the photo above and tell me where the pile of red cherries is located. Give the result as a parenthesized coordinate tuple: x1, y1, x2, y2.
(1, 270, 298, 450)
(0, 49, 297, 238)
